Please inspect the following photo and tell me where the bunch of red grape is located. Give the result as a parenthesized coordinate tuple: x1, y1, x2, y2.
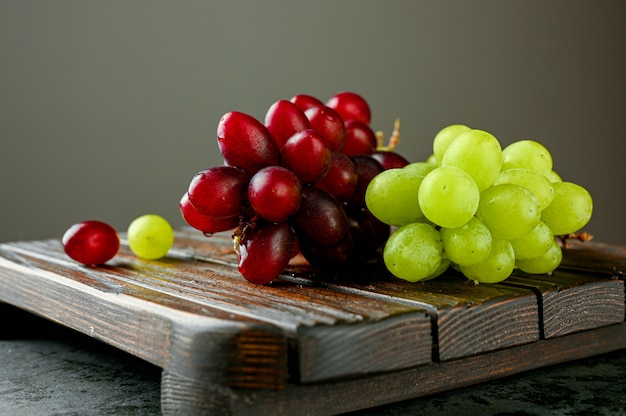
(180, 91, 410, 284)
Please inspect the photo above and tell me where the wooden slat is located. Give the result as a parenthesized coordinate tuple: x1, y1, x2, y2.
(0, 242, 289, 390)
(0, 237, 433, 384)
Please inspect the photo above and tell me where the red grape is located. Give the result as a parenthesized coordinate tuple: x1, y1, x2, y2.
(179, 193, 239, 234)
(187, 166, 248, 218)
(341, 120, 377, 156)
(62, 220, 120, 266)
(347, 155, 385, 206)
(264, 99, 311, 150)
(314, 152, 358, 201)
(326, 91, 371, 125)
(248, 166, 302, 223)
(371, 150, 410, 170)
(304, 105, 346, 152)
(291, 186, 349, 247)
(217, 111, 280, 175)
(290, 94, 324, 112)
(280, 129, 332, 184)
(236, 221, 295, 284)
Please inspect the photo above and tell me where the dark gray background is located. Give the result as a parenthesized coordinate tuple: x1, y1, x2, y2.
(1, 0, 625, 245)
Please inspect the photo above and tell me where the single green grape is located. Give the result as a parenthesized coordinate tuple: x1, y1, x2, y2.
(509, 221, 554, 260)
(418, 166, 480, 228)
(441, 129, 502, 191)
(365, 167, 424, 226)
(544, 170, 563, 183)
(541, 181, 593, 236)
(494, 168, 554, 210)
(441, 217, 493, 267)
(516, 240, 562, 274)
(476, 184, 541, 240)
(421, 257, 451, 281)
(432, 124, 471, 165)
(502, 140, 553, 176)
(127, 214, 174, 260)
(383, 222, 443, 282)
(460, 239, 515, 284)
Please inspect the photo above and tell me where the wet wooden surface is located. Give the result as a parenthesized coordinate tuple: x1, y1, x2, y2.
(0, 228, 624, 415)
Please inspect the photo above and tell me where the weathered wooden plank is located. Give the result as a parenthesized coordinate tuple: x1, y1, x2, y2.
(0, 242, 289, 390)
(505, 269, 625, 339)
(0, 237, 433, 384)
(178, 228, 541, 363)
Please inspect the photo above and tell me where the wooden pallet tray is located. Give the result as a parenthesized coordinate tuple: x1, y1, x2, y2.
(0, 228, 624, 415)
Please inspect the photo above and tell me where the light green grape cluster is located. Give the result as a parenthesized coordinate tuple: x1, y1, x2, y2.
(365, 125, 593, 284)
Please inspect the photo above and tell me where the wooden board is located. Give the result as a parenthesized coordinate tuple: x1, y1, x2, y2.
(0, 228, 625, 415)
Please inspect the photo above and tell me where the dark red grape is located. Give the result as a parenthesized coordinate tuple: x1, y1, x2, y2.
(304, 105, 346, 152)
(291, 186, 349, 247)
(347, 155, 385, 206)
(371, 150, 410, 170)
(264, 99, 311, 149)
(341, 120, 377, 156)
(187, 166, 248, 218)
(62, 220, 120, 266)
(280, 129, 332, 184)
(299, 234, 357, 272)
(314, 152, 358, 201)
(248, 166, 302, 223)
(290, 94, 324, 112)
(326, 91, 371, 125)
(236, 221, 295, 284)
(179, 193, 239, 235)
(217, 111, 280, 175)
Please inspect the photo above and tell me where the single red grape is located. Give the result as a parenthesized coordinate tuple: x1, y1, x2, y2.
(217, 111, 280, 175)
(291, 186, 349, 247)
(341, 120, 377, 156)
(236, 221, 295, 284)
(248, 166, 302, 223)
(280, 129, 332, 184)
(187, 165, 248, 218)
(326, 91, 371, 125)
(264, 99, 311, 149)
(304, 105, 346, 152)
(290, 94, 324, 112)
(314, 152, 358, 201)
(179, 193, 239, 235)
(62, 220, 120, 266)
(371, 150, 410, 170)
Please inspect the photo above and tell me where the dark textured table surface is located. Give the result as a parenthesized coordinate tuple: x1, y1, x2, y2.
(2, 303, 626, 416)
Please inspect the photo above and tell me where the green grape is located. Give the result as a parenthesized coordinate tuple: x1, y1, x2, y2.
(402, 161, 436, 178)
(418, 166, 480, 228)
(544, 170, 563, 183)
(541, 181, 593, 235)
(440, 217, 492, 267)
(494, 168, 554, 210)
(365, 168, 424, 226)
(383, 222, 443, 282)
(509, 221, 554, 260)
(476, 184, 541, 240)
(127, 214, 175, 260)
(502, 140, 553, 176)
(460, 239, 515, 284)
(441, 129, 502, 191)
(516, 240, 562, 274)
(432, 124, 471, 165)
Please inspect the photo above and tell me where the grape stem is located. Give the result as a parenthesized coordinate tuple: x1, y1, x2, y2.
(376, 118, 401, 151)
(556, 231, 594, 249)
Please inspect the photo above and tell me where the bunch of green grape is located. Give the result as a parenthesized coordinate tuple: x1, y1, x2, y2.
(365, 124, 593, 284)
